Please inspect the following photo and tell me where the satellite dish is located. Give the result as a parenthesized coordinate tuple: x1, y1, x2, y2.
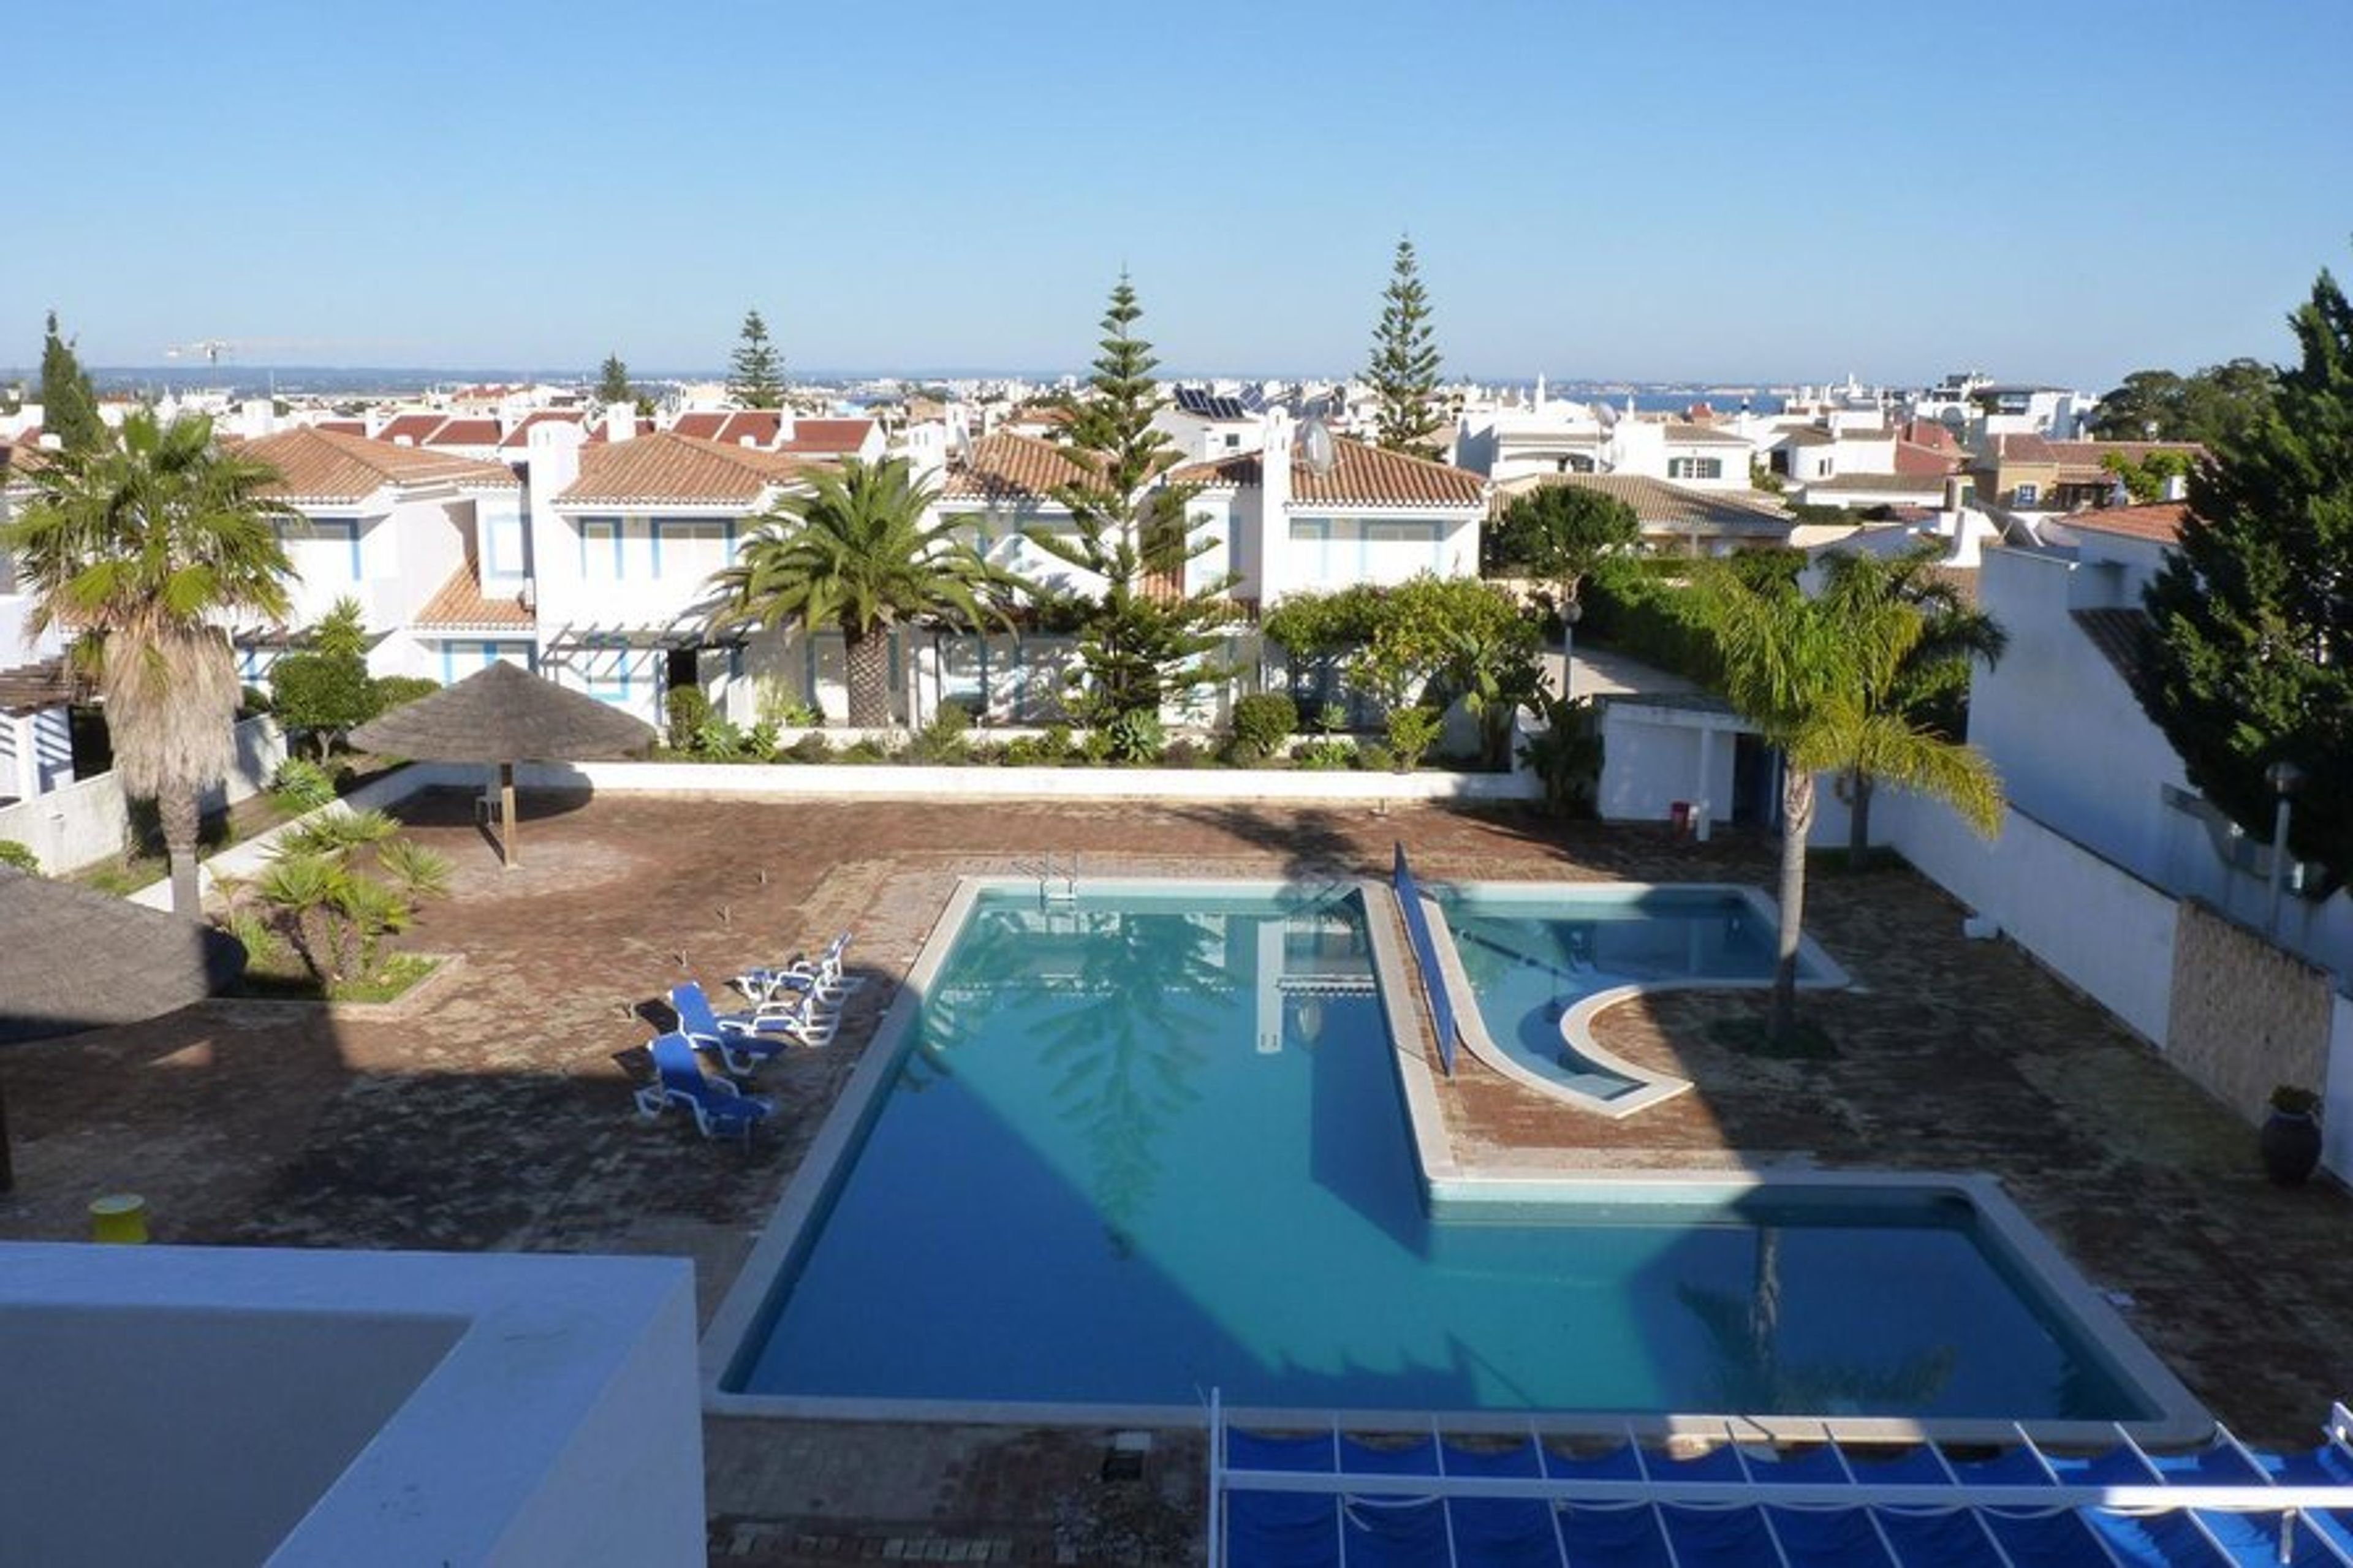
(1593, 401, 1619, 430)
(1298, 417, 1338, 477)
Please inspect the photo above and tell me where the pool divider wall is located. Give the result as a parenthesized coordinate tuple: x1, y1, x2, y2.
(700, 874, 2216, 1450)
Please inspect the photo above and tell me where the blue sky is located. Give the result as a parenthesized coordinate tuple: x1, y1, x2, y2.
(9, 0, 2349, 389)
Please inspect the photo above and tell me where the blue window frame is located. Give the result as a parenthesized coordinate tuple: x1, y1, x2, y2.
(438, 641, 536, 683)
(288, 518, 362, 581)
(650, 520, 735, 578)
(482, 513, 526, 580)
(580, 518, 623, 580)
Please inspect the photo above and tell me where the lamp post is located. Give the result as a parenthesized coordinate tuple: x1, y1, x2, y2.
(2267, 760, 2305, 937)
(1560, 594, 1583, 701)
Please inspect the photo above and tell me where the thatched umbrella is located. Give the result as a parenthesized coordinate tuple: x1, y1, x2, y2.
(349, 661, 656, 869)
(0, 868, 249, 1190)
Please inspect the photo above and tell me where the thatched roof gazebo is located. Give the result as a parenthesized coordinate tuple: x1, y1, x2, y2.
(348, 662, 656, 869)
(0, 869, 247, 1045)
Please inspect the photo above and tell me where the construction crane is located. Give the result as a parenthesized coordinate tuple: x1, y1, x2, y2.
(165, 339, 237, 365)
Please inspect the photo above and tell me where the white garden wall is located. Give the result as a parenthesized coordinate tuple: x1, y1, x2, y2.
(0, 716, 287, 874)
(1876, 787, 2180, 1047)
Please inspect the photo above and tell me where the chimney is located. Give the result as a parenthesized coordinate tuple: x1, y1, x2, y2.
(525, 419, 586, 540)
(777, 409, 796, 446)
(1941, 475, 1971, 514)
(2161, 473, 2189, 502)
(604, 404, 634, 444)
(1262, 411, 1294, 600)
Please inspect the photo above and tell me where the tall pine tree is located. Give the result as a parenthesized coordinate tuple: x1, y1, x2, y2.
(727, 309, 784, 408)
(37, 310, 104, 453)
(1365, 237, 1446, 460)
(595, 352, 633, 407)
(2134, 259, 2353, 889)
(1033, 274, 1235, 724)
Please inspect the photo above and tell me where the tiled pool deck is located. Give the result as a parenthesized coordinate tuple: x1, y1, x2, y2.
(2, 790, 2347, 1563)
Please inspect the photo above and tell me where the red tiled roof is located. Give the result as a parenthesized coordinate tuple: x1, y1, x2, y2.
(2064, 502, 2187, 544)
(499, 411, 584, 449)
(425, 417, 501, 447)
(2073, 606, 2150, 684)
(312, 419, 367, 437)
(241, 426, 520, 502)
(778, 418, 875, 455)
(941, 430, 1097, 504)
(374, 413, 444, 446)
(413, 561, 535, 631)
(1991, 433, 2058, 464)
(1501, 474, 1792, 537)
(2045, 440, 2203, 466)
(670, 411, 784, 447)
(1893, 441, 1965, 477)
(556, 431, 811, 506)
(584, 417, 657, 444)
(1173, 434, 1487, 509)
(1898, 418, 1961, 452)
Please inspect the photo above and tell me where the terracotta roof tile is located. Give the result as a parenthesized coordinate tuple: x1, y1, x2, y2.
(555, 431, 811, 506)
(425, 417, 501, 447)
(0, 657, 75, 716)
(1893, 441, 1965, 476)
(313, 419, 367, 437)
(1992, 433, 2058, 463)
(941, 430, 1097, 504)
(241, 426, 520, 503)
(1509, 474, 1792, 537)
(2064, 502, 2187, 543)
(499, 411, 584, 449)
(374, 413, 444, 445)
(2073, 605, 2150, 684)
(1173, 434, 1486, 509)
(1664, 421, 1753, 446)
(778, 418, 876, 455)
(584, 417, 657, 444)
(414, 561, 535, 631)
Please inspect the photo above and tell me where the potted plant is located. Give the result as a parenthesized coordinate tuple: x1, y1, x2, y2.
(2260, 1085, 2324, 1186)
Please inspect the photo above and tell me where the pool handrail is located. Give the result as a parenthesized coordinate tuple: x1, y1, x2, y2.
(1390, 843, 1461, 1076)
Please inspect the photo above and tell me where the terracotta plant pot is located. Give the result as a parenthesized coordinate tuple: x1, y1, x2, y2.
(2260, 1110, 2323, 1187)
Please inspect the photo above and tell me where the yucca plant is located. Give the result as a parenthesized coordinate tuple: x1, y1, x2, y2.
(375, 836, 452, 901)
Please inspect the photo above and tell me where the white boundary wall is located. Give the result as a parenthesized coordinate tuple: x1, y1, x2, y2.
(1876, 786, 2180, 1047)
(528, 758, 1539, 805)
(0, 716, 286, 874)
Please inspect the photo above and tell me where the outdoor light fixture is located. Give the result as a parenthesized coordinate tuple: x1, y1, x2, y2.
(2266, 760, 2306, 937)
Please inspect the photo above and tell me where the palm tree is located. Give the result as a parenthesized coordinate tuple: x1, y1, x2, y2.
(2, 409, 295, 915)
(1696, 561, 2003, 1045)
(1816, 545, 2009, 866)
(706, 456, 1017, 727)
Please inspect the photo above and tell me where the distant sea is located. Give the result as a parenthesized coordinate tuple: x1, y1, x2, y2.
(61, 364, 1784, 416)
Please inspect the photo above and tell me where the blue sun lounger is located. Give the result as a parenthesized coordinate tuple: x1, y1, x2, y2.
(632, 1031, 773, 1142)
(671, 980, 838, 1075)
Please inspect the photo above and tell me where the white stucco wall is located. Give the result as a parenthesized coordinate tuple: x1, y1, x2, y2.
(1596, 702, 1743, 825)
(0, 715, 286, 874)
(0, 1244, 702, 1568)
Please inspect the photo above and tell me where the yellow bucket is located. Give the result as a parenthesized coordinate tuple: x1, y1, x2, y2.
(89, 1194, 148, 1244)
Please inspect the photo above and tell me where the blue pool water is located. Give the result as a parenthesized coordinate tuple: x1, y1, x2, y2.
(729, 887, 2146, 1419)
(1441, 886, 1831, 1098)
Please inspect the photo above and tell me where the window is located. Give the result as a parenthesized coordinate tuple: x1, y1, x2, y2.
(2014, 482, 2040, 506)
(1667, 457, 1724, 481)
(283, 518, 362, 581)
(580, 519, 623, 580)
(1224, 433, 1241, 450)
(652, 521, 731, 580)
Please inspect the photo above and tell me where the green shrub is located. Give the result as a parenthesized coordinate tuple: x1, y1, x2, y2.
(369, 675, 440, 714)
(1385, 707, 1444, 773)
(238, 684, 273, 717)
(269, 757, 338, 811)
(1312, 702, 1349, 736)
(1357, 741, 1396, 773)
(0, 839, 41, 874)
(783, 732, 833, 764)
(1293, 738, 1357, 771)
(743, 720, 781, 762)
(692, 715, 746, 760)
(665, 687, 711, 752)
(1161, 738, 1212, 768)
(908, 703, 973, 764)
(270, 651, 376, 759)
(1229, 692, 1299, 761)
(1518, 695, 1604, 817)
(1104, 710, 1165, 765)
(838, 737, 893, 765)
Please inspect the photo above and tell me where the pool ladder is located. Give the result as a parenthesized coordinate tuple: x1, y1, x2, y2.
(1036, 851, 1078, 905)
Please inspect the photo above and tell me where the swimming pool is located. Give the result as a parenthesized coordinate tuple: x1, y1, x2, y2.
(1433, 884, 1846, 1113)
(703, 879, 2205, 1442)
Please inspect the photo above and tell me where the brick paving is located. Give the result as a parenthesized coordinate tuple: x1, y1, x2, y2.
(2, 789, 2349, 1564)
